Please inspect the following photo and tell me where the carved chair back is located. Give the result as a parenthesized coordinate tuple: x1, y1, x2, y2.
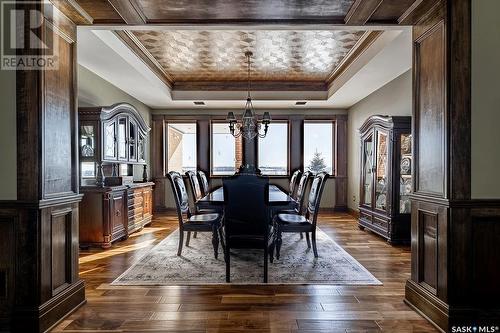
(306, 172, 329, 227)
(295, 171, 312, 214)
(197, 170, 210, 196)
(167, 171, 191, 226)
(186, 170, 203, 201)
(289, 170, 301, 198)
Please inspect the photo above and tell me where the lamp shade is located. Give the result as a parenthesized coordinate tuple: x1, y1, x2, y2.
(262, 112, 271, 123)
(226, 111, 236, 122)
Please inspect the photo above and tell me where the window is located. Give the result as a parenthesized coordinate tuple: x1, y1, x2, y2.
(211, 123, 242, 176)
(304, 122, 334, 174)
(167, 123, 197, 173)
(258, 122, 289, 176)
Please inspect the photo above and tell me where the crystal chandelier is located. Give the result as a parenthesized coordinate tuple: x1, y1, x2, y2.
(227, 51, 271, 140)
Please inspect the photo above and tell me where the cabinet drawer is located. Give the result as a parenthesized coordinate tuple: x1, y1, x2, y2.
(359, 211, 372, 223)
(373, 216, 388, 229)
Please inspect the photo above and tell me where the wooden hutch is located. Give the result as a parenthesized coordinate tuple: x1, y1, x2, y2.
(358, 115, 411, 244)
(78, 103, 154, 248)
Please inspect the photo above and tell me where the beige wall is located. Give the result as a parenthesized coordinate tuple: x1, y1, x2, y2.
(471, 0, 500, 198)
(0, 69, 17, 200)
(78, 65, 152, 180)
(347, 70, 412, 211)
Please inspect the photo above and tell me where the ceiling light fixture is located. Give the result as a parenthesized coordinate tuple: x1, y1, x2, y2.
(227, 51, 271, 140)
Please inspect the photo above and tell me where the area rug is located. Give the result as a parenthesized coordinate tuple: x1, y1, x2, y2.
(111, 228, 381, 285)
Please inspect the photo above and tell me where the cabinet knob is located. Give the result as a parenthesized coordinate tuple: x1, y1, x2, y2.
(115, 210, 121, 217)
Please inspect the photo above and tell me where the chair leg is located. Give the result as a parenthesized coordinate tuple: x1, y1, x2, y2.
(186, 231, 191, 246)
(264, 246, 268, 283)
(300, 232, 303, 239)
(225, 246, 230, 283)
(218, 227, 226, 261)
(193, 232, 197, 238)
(305, 232, 311, 248)
(212, 225, 219, 259)
(269, 241, 275, 263)
(177, 230, 184, 256)
(276, 226, 283, 260)
(312, 230, 318, 258)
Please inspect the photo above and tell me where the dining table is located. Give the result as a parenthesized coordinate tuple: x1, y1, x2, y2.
(197, 184, 294, 209)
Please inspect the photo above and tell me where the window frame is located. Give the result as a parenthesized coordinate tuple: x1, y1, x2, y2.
(166, 121, 198, 174)
(209, 120, 242, 177)
(257, 120, 291, 177)
(302, 119, 336, 176)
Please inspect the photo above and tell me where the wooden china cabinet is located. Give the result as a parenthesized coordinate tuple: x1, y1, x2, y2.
(358, 115, 412, 244)
(78, 103, 154, 248)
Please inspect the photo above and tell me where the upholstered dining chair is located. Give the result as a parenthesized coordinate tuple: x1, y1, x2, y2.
(167, 171, 223, 258)
(185, 170, 220, 239)
(272, 172, 329, 259)
(197, 170, 210, 196)
(222, 174, 274, 283)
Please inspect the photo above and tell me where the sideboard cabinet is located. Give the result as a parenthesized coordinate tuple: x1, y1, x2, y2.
(78, 103, 154, 248)
(358, 115, 412, 243)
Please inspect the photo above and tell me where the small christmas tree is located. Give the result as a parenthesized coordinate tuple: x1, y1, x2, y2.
(308, 150, 327, 173)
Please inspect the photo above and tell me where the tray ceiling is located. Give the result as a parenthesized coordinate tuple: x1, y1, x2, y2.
(130, 30, 366, 84)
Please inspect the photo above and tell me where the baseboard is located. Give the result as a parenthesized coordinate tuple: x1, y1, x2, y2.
(333, 205, 348, 212)
(347, 208, 360, 219)
(12, 279, 86, 333)
(404, 279, 449, 333)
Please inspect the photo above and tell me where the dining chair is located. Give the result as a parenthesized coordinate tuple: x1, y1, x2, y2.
(289, 170, 302, 198)
(167, 171, 223, 258)
(185, 170, 220, 239)
(272, 172, 329, 259)
(222, 174, 274, 283)
(197, 170, 210, 196)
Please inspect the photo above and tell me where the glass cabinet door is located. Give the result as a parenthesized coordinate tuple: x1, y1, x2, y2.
(129, 120, 137, 161)
(375, 131, 388, 211)
(117, 117, 127, 160)
(103, 120, 117, 160)
(80, 124, 95, 159)
(361, 134, 374, 207)
(138, 133, 146, 162)
(399, 133, 412, 214)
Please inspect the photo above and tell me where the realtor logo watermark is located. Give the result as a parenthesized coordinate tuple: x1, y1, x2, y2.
(1, 1, 59, 70)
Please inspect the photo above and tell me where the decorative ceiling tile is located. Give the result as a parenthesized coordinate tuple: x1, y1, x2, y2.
(131, 30, 366, 82)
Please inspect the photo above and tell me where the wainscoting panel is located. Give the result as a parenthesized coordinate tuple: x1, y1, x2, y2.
(50, 208, 73, 295)
(0, 214, 16, 329)
(471, 207, 500, 305)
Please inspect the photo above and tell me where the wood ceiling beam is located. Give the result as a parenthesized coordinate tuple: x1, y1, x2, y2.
(173, 81, 327, 92)
(115, 31, 174, 89)
(48, 0, 93, 25)
(344, 0, 384, 25)
(398, 0, 443, 25)
(326, 30, 383, 87)
(107, 0, 146, 24)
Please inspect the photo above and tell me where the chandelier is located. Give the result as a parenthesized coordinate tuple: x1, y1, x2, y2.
(227, 51, 271, 140)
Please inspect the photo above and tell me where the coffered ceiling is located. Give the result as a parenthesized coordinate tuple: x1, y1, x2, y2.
(65, 0, 418, 108)
(129, 29, 366, 88)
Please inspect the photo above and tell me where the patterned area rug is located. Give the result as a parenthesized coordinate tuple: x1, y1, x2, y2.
(112, 228, 381, 286)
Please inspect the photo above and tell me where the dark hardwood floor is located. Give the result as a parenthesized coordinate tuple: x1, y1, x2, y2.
(51, 212, 437, 332)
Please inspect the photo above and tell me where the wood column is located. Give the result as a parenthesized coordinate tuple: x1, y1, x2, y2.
(334, 115, 348, 211)
(0, 2, 85, 331)
(404, 0, 500, 330)
(151, 115, 167, 212)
